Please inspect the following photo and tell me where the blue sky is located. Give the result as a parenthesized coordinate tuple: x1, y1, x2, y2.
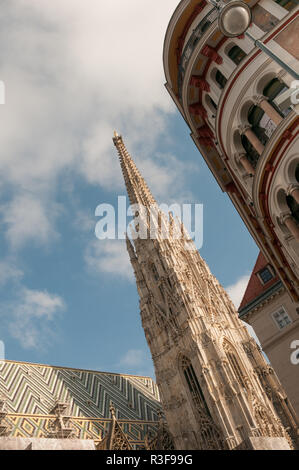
(0, 1, 259, 379)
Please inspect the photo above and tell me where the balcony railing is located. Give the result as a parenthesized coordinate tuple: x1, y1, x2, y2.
(0, 412, 159, 450)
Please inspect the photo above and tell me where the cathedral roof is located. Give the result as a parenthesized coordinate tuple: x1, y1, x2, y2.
(0, 360, 160, 415)
(0, 360, 161, 448)
(238, 252, 281, 313)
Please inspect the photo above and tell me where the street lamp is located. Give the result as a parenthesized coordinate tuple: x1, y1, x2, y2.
(209, 0, 299, 80)
(218, 1, 252, 37)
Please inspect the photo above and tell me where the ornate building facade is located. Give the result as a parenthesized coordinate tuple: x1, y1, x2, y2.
(113, 132, 298, 450)
(239, 252, 299, 416)
(163, 0, 299, 411)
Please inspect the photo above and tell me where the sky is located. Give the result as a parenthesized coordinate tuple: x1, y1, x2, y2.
(0, 0, 259, 379)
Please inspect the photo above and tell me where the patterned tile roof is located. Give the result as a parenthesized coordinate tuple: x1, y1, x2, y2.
(0, 360, 161, 421)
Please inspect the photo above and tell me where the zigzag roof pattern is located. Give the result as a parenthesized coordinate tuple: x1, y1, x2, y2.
(0, 360, 161, 422)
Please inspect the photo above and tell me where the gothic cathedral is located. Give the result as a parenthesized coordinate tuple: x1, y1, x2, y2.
(113, 132, 298, 451)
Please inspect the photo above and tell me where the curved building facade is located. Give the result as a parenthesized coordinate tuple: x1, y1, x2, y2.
(163, 0, 299, 303)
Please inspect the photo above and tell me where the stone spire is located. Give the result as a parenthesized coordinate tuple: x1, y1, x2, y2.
(113, 132, 296, 451)
(112, 131, 156, 207)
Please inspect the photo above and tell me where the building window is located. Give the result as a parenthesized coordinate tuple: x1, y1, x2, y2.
(263, 78, 286, 102)
(272, 307, 292, 330)
(274, 0, 298, 11)
(151, 264, 159, 281)
(257, 266, 274, 285)
(252, 4, 280, 32)
(181, 356, 211, 417)
(248, 105, 271, 145)
(181, 356, 225, 450)
(241, 134, 260, 168)
(227, 45, 246, 65)
(296, 163, 299, 183)
(215, 70, 227, 89)
(206, 95, 218, 115)
(201, 21, 211, 34)
(223, 342, 247, 390)
(286, 194, 299, 224)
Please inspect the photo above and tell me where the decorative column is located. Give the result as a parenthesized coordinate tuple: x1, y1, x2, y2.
(287, 184, 299, 205)
(237, 153, 255, 176)
(239, 125, 265, 155)
(281, 213, 299, 241)
(257, 97, 283, 126)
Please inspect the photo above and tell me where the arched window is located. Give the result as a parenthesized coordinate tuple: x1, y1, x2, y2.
(215, 70, 227, 89)
(274, 0, 298, 11)
(248, 105, 269, 146)
(263, 78, 290, 117)
(223, 342, 247, 390)
(263, 78, 286, 102)
(286, 195, 299, 224)
(181, 356, 211, 417)
(227, 45, 246, 65)
(241, 134, 260, 168)
(180, 356, 226, 449)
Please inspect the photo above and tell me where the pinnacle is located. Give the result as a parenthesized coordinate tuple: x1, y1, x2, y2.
(112, 132, 156, 208)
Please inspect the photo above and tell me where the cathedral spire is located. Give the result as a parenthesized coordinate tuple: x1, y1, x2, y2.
(112, 132, 156, 207)
(112, 132, 296, 451)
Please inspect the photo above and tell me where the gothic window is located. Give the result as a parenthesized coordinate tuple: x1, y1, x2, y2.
(159, 286, 164, 300)
(227, 45, 246, 65)
(223, 342, 247, 390)
(151, 264, 159, 281)
(181, 356, 211, 417)
(215, 70, 227, 89)
(180, 356, 226, 450)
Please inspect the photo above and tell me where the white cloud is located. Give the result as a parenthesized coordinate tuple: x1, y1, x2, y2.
(119, 349, 145, 368)
(118, 348, 155, 377)
(0, 260, 23, 286)
(0, 340, 5, 361)
(226, 274, 251, 310)
(0, 0, 182, 248)
(72, 209, 96, 234)
(6, 288, 65, 349)
(0, 194, 61, 250)
(85, 239, 134, 281)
